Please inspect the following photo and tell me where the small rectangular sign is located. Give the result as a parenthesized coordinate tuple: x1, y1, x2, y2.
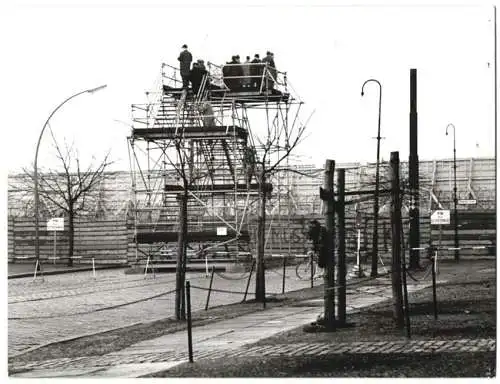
(431, 210, 450, 225)
(47, 218, 64, 231)
(458, 199, 477, 205)
(216, 227, 227, 236)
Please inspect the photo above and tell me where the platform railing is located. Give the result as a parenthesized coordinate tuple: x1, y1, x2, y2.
(207, 62, 287, 94)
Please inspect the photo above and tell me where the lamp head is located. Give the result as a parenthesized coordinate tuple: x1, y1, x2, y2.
(88, 84, 107, 94)
(361, 91, 364, 97)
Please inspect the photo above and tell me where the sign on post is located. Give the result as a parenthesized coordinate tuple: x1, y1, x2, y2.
(431, 210, 450, 225)
(47, 218, 64, 265)
(216, 227, 227, 236)
(47, 218, 64, 231)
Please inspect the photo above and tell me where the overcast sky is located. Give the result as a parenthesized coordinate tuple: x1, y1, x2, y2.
(0, 1, 496, 174)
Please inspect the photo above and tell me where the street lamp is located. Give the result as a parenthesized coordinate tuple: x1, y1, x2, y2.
(361, 79, 382, 277)
(34, 85, 107, 265)
(445, 123, 459, 261)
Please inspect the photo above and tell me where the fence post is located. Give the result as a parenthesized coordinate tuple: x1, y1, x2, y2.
(310, 251, 314, 288)
(185, 280, 193, 363)
(390, 151, 405, 330)
(282, 255, 286, 294)
(432, 249, 438, 320)
(337, 168, 346, 326)
(205, 266, 215, 311)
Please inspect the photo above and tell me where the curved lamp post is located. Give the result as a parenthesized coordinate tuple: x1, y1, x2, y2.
(361, 79, 382, 277)
(445, 123, 459, 261)
(34, 85, 107, 264)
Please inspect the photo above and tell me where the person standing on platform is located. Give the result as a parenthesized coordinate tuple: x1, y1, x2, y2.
(178, 44, 193, 89)
(242, 56, 252, 89)
(262, 51, 276, 90)
(190, 59, 207, 95)
(250, 54, 262, 89)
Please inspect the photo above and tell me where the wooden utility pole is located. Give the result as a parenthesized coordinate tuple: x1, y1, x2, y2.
(337, 169, 347, 325)
(320, 159, 336, 330)
(390, 151, 404, 329)
(409, 68, 420, 269)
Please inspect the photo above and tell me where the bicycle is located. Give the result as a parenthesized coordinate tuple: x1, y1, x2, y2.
(295, 251, 324, 280)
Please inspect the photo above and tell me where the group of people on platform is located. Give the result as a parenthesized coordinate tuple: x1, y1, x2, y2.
(223, 51, 276, 92)
(177, 44, 278, 93)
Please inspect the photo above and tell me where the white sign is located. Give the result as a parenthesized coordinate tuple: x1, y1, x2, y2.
(458, 199, 477, 205)
(431, 210, 450, 225)
(216, 227, 227, 236)
(47, 218, 64, 231)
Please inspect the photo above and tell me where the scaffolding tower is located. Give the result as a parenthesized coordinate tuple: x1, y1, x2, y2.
(128, 59, 305, 263)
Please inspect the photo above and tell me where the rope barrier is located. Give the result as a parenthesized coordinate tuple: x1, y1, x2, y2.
(9, 288, 177, 320)
(189, 284, 247, 296)
(214, 270, 251, 281)
(9, 276, 179, 304)
(409, 245, 495, 251)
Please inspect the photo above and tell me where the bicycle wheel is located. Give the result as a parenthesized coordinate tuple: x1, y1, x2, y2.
(406, 256, 433, 282)
(296, 259, 316, 280)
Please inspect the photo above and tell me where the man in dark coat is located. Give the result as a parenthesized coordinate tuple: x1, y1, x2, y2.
(190, 59, 208, 95)
(261, 51, 276, 90)
(250, 54, 262, 90)
(178, 44, 193, 89)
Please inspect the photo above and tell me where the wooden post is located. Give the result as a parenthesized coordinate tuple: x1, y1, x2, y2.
(321, 159, 336, 330)
(432, 250, 438, 319)
(337, 169, 347, 326)
(185, 281, 194, 363)
(242, 259, 256, 302)
(205, 267, 215, 310)
(310, 251, 314, 288)
(390, 151, 405, 329)
(282, 255, 286, 294)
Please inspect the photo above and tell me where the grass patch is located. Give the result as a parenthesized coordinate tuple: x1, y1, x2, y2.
(147, 352, 496, 377)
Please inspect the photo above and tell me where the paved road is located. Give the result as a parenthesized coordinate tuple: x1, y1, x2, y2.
(8, 265, 315, 357)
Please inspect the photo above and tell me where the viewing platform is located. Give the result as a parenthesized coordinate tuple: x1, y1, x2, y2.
(132, 125, 248, 141)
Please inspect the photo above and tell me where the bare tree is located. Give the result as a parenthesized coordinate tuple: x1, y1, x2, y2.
(19, 130, 112, 266)
(160, 135, 208, 321)
(251, 112, 311, 302)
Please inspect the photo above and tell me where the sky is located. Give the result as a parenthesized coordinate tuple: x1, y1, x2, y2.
(0, 1, 496, 175)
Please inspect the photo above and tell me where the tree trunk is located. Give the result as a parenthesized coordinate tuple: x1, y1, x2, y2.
(175, 192, 188, 320)
(255, 175, 266, 302)
(67, 208, 74, 267)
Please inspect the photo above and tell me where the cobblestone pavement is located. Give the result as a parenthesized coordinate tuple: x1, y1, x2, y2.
(9, 276, 445, 377)
(10, 338, 495, 374)
(8, 266, 315, 357)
